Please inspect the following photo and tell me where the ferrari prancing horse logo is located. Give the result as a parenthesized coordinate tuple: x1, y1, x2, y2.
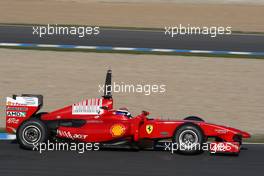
(146, 125, 153, 134)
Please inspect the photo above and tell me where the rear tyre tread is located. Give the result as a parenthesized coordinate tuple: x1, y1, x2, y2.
(17, 119, 48, 150)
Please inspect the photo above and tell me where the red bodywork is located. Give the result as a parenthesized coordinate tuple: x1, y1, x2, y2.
(5, 70, 250, 154)
(6, 96, 250, 154)
(42, 98, 250, 143)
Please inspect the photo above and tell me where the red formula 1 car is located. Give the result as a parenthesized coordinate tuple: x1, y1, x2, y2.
(6, 70, 250, 155)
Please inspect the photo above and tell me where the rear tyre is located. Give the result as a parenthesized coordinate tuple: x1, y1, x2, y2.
(173, 124, 204, 154)
(17, 119, 48, 150)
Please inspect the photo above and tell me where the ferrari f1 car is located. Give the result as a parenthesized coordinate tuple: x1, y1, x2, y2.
(6, 70, 250, 155)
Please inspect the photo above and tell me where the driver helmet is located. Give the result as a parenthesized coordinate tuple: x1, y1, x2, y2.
(116, 107, 132, 118)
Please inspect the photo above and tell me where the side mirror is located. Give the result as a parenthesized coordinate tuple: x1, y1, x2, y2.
(142, 111, 150, 116)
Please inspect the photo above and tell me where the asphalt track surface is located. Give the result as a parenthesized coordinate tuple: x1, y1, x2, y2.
(0, 25, 264, 52)
(0, 141, 263, 176)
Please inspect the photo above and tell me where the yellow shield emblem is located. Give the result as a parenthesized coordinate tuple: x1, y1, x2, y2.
(146, 125, 153, 134)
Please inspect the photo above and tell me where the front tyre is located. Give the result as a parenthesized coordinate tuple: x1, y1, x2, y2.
(17, 119, 48, 150)
(183, 116, 204, 122)
(173, 124, 204, 154)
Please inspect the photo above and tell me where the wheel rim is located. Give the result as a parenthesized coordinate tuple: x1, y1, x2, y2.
(22, 125, 42, 144)
(179, 129, 199, 149)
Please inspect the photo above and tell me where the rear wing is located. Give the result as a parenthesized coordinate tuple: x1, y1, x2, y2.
(6, 94, 43, 134)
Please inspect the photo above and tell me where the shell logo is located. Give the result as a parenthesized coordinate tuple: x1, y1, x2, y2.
(110, 124, 125, 137)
